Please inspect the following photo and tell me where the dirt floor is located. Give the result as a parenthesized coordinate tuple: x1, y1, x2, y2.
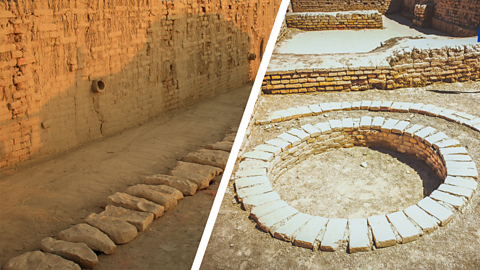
(201, 81, 480, 270)
(0, 83, 253, 269)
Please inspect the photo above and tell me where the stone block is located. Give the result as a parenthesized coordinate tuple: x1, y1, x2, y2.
(183, 149, 230, 169)
(58, 224, 116, 255)
(143, 174, 197, 196)
(430, 190, 466, 210)
(107, 192, 164, 218)
(348, 218, 371, 253)
(367, 215, 396, 248)
(320, 218, 347, 251)
(40, 237, 98, 269)
(257, 206, 299, 233)
(242, 191, 281, 211)
(3, 251, 81, 270)
(386, 211, 421, 243)
(294, 216, 328, 249)
(169, 161, 223, 190)
(243, 150, 274, 162)
(417, 197, 454, 226)
(124, 185, 177, 211)
(84, 213, 138, 245)
(100, 205, 154, 232)
(274, 213, 312, 242)
(403, 205, 438, 233)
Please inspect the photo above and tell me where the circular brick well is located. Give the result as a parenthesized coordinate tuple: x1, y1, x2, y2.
(235, 115, 477, 253)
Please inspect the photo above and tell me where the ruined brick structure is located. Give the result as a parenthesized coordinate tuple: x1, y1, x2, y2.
(290, 0, 403, 14)
(404, 0, 479, 36)
(0, 0, 281, 169)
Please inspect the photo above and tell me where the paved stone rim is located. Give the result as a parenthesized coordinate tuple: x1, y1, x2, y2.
(236, 114, 478, 252)
(256, 101, 480, 134)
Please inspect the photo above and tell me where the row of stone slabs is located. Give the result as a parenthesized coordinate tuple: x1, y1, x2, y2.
(3, 132, 236, 270)
(256, 100, 480, 133)
(235, 114, 478, 252)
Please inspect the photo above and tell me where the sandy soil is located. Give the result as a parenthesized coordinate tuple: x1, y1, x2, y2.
(0, 83, 253, 269)
(201, 81, 480, 270)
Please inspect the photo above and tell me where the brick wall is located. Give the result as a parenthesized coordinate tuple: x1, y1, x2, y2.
(262, 43, 480, 94)
(291, 0, 403, 14)
(286, 11, 383, 31)
(0, 0, 281, 169)
(403, 0, 479, 34)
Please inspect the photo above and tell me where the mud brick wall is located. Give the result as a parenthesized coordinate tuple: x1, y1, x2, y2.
(290, 0, 403, 14)
(268, 128, 446, 182)
(286, 11, 383, 31)
(0, 0, 281, 169)
(403, 0, 479, 36)
(262, 45, 480, 94)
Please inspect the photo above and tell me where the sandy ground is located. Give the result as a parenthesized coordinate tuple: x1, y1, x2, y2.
(0, 83, 253, 269)
(201, 81, 480, 270)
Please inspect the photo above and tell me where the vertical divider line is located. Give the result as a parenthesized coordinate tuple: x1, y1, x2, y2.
(190, 0, 290, 269)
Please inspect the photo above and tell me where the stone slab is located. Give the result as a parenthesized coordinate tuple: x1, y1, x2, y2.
(287, 128, 310, 141)
(442, 154, 472, 162)
(100, 205, 154, 232)
(380, 101, 393, 111)
(308, 104, 322, 115)
(294, 216, 328, 250)
(320, 103, 332, 112)
(329, 119, 342, 131)
(381, 119, 399, 132)
(316, 122, 332, 134)
(250, 200, 289, 222)
(367, 215, 396, 248)
(124, 185, 177, 211)
(143, 174, 197, 196)
(3, 251, 81, 270)
(243, 150, 274, 162)
(438, 184, 474, 199)
(404, 124, 424, 136)
(266, 138, 291, 151)
(414, 126, 436, 141)
(417, 197, 454, 226)
(320, 218, 347, 251)
(386, 211, 420, 243)
(274, 213, 312, 242)
(237, 182, 273, 200)
(360, 100, 372, 110)
(107, 192, 164, 218)
(371, 117, 385, 129)
(84, 213, 138, 245)
(205, 141, 233, 152)
(301, 124, 321, 137)
(183, 149, 230, 169)
(279, 133, 302, 146)
(40, 237, 98, 269)
(391, 120, 410, 134)
(430, 190, 466, 210)
(242, 191, 281, 211)
(58, 223, 116, 255)
(444, 176, 478, 190)
(297, 106, 313, 116)
(360, 116, 372, 129)
(145, 184, 183, 200)
(439, 147, 468, 156)
(257, 206, 299, 232)
(403, 205, 438, 233)
(254, 144, 282, 155)
(235, 175, 270, 190)
(330, 102, 342, 111)
(348, 218, 371, 253)
(235, 168, 267, 178)
(169, 161, 223, 190)
(370, 101, 381, 111)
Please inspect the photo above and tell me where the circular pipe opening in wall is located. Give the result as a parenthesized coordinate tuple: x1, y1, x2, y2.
(92, 79, 106, 93)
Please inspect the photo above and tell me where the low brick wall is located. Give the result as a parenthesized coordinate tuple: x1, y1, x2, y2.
(291, 0, 403, 14)
(286, 11, 383, 31)
(262, 42, 480, 94)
